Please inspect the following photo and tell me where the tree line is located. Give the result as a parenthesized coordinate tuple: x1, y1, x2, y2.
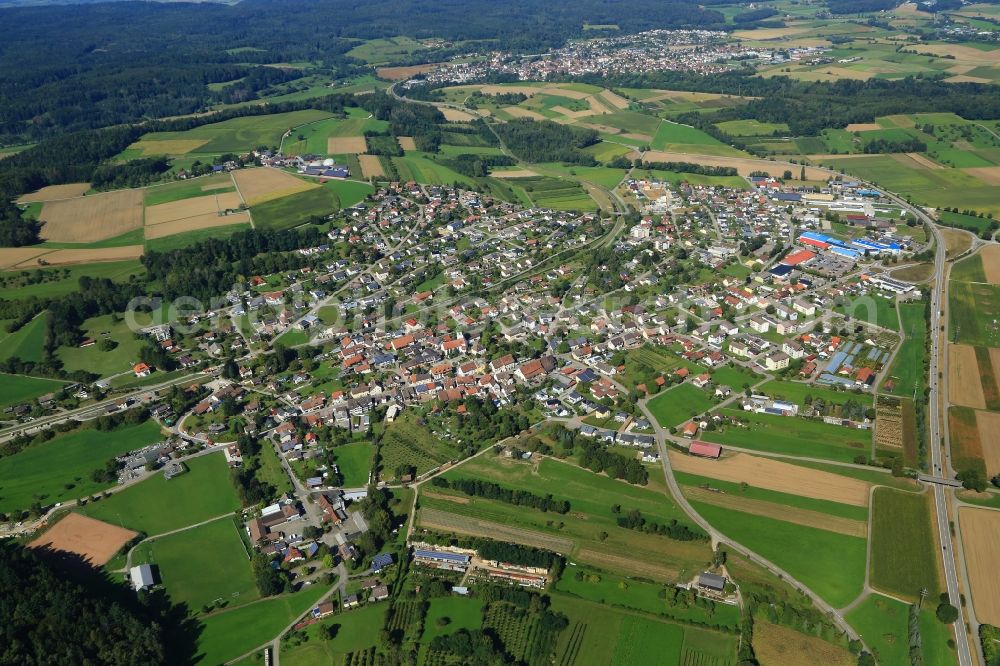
(493, 119, 600, 165)
(430, 476, 571, 514)
(614, 507, 708, 542)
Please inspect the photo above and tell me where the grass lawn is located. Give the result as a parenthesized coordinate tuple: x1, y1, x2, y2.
(258, 443, 294, 496)
(145, 223, 250, 253)
(333, 442, 373, 487)
(326, 179, 374, 208)
(870, 488, 941, 601)
(610, 614, 684, 666)
(132, 516, 258, 611)
(701, 408, 871, 464)
(0, 373, 68, 408)
(251, 185, 340, 231)
(0, 261, 144, 302)
(709, 365, 762, 391)
(421, 596, 484, 642)
(197, 584, 329, 665)
(835, 294, 899, 331)
(845, 593, 911, 666)
(280, 603, 387, 664)
(690, 501, 867, 608)
(56, 313, 146, 377)
(757, 379, 873, 408)
(78, 452, 240, 534)
(0, 421, 164, 514)
(0, 316, 47, 363)
(555, 563, 741, 627)
(647, 383, 714, 428)
(883, 301, 927, 397)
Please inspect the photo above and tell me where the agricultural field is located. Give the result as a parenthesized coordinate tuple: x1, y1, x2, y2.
(35, 189, 144, 243)
(951, 280, 1000, 347)
(0, 260, 143, 301)
(511, 176, 597, 211)
(420, 455, 712, 582)
(948, 407, 990, 480)
(883, 301, 927, 397)
(688, 500, 866, 608)
(0, 420, 164, 515)
(700, 408, 872, 464)
(233, 167, 318, 206)
(644, 151, 827, 179)
(869, 488, 941, 601)
(647, 383, 714, 429)
(651, 121, 745, 157)
(751, 619, 855, 666)
(78, 453, 240, 535)
(143, 173, 235, 206)
(668, 451, 872, 507)
(0, 373, 68, 409)
(28, 512, 137, 567)
(0, 316, 48, 363)
(250, 184, 340, 231)
(377, 412, 465, 478)
(132, 517, 258, 611)
(959, 506, 1000, 626)
(132, 110, 333, 155)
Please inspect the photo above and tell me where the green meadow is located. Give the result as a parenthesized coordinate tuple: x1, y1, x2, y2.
(0, 373, 68, 409)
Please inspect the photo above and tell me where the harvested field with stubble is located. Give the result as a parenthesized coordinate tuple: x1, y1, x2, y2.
(18, 183, 91, 202)
(949, 344, 986, 409)
(503, 107, 546, 120)
(964, 166, 1000, 186)
(358, 154, 386, 179)
(233, 168, 317, 206)
(598, 89, 629, 109)
(144, 211, 250, 239)
(491, 169, 539, 178)
(643, 151, 828, 179)
(397, 136, 417, 151)
(959, 506, 1000, 625)
(38, 189, 143, 242)
(129, 139, 209, 156)
(376, 63, 442, 80)
(668, 451, 871, 506)
(845, 123, 882, 132)
(144, 192, 243, 226)
(0, 247, 53, 269)
(975, 410, 1000, 478)
(326, 136, 367, 154)
(905, 152, 943, 169)
(440, 108, 477, 122)
(981, 245, 1000, 284)
(573, 547, 682, 581)
(15, 246, 144, 268)
(943, 228, 973, 258)
(684, 486, 867, 537)
(418, 507, 573, 552)
(753, 620, 855, 666)
(29, 513, 137, 566)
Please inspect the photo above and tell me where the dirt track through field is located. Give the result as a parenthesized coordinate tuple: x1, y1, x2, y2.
(29, 513, 137, 566)
(17, 183, 91, 203)
(144, 192, 243, 226)
(233, 168, 317, 206)
(959, 506, 1000, 626)
(642, 151, 828, 179)
(980, 245, 1000, 282)
(668, 451, 871, 506)
(144, 211, 250, 239)
(949, 344, 986, 409)
(975, 411, 1000, 478)
(327, 136, 367, 154)
(684, 486, 867, 537)
(419, 507, 573, 552)
(38, 189, 144, 243)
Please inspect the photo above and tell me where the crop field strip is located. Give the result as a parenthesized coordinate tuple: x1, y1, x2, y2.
(959, 506, 1000, 626)
(868, 487, 941, 601)
(37, 189, 144, 243)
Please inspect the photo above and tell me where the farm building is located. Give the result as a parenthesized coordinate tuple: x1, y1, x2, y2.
(688, 441, 722, 459)
(130, 564, 156, 591)
(413, 548, 471, 572)
(698, 572, 727, 592)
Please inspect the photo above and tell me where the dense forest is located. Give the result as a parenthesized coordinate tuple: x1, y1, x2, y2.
(493, 119, 600, 165)
(0, 0, 724, 143)
(0, 541, 169, 665)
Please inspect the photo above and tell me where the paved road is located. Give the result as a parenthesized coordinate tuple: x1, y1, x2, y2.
(920, 216, 976, 666)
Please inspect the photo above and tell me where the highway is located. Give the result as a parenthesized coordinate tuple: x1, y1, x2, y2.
(911, 208, 977, 666)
